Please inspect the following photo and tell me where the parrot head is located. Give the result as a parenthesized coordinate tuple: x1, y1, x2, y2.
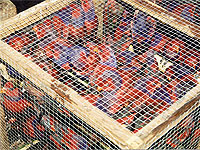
(8, 36, 24, 52)
(164, 39, 185, 61)
(146, 77, 161, 94)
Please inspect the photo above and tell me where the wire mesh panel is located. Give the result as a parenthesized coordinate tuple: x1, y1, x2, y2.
(0, 0, 200, 149)
(148, 104, 200, 149)
(152, 0, 199, 25)
(0, 60, 119, 149)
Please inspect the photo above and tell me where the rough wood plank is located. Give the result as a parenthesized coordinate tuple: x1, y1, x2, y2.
(0, 0, 74, 39)
(141, 94, 200, 149)
(0, 0, 105, 39)
(0, 40, 140, 149)
(121, 0, 200, 39)
(127, 84, 200, 149)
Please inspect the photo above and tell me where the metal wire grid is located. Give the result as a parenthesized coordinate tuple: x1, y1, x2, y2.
(2, 0, 200, 131)
(148, 101, 200, 149)
(0, 58, 119, 149)
(152, 0, 200, 25)
(0, 0, 199, 149)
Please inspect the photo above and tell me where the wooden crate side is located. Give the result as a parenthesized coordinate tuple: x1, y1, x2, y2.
(121, 0, 200, 39)
(0, 0, 105, 39)
(127, 84, 200, 149)
(0, 0, 73, 39)
(0, 40, 140, 149)
(143, 95, 200, 149)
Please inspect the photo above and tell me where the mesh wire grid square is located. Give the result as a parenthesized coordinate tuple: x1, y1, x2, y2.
(0, 0, 200, 149)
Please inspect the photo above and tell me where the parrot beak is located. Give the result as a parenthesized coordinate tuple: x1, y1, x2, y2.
(93, 46, 99, 52)
(167, 76, 171, 81)
(0, 88, 6, 94)
(33, 140, 40, 145)
(157, 82, 162, 88)
(33, 27, 37, 34)
(175, 46, 179, 53)
(128, 45, 134, 52)
(97, 86, 103, 92)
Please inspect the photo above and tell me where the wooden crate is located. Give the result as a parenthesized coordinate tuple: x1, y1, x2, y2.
(0, 0, 199, 149)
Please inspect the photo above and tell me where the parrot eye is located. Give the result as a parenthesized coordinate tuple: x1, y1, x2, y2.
(105, 83, 109, 87)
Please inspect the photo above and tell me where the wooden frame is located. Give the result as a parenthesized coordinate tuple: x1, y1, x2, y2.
(121, 0, 200, 39)
(0, 0, 200, 149)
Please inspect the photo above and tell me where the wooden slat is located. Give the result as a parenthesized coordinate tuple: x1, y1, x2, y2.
(141, 94, 200, 149)
(0, 0, 73, 39)
(127, 84, 200, 149)
(121, 0, 200, 39)
(0, 40, 141, 149)
(0, 0, 199, 149)
(0, 0, 105, 39)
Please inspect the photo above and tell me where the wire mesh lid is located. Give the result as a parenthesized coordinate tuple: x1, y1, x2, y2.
(0, 0, 199, 149)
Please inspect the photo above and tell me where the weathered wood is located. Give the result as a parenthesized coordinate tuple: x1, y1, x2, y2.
(0, 0, 74, 39)
(127, 84, 200, 149)
(0, 76, 9, 150)
(0, 40, 140, 149)
(0, 0, 199, 149)
(121, 0, 200, 39)
(142, 94, 200, 149)
(0, 0, 104, 40)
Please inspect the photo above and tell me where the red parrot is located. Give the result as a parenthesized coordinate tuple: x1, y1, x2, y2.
(81, 0, 98, 36)
(149, 33, 170, 53)
(53, 6, 71, 38)
(68, 3, 85, 39)
(163, 38, 185, 62)
(166, 116, 195, 148)
(33, 23, 48, 40)
(42, 115, 88, 150)
(52, 15, 70, 39)
(173, 3, 197, 23)
(112, 10, 133, 52)
(78, 41, 100, 76)
(184, 53, 200, 71)
(191, 119, 200, 145)
(23, 115, 45, 138)
(90, 43, 117, 85)
(115, 86, 155, 113)
(7, 33, 33, 53)
(7, 35, 24, 52)
(2, 81, 32, 113)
